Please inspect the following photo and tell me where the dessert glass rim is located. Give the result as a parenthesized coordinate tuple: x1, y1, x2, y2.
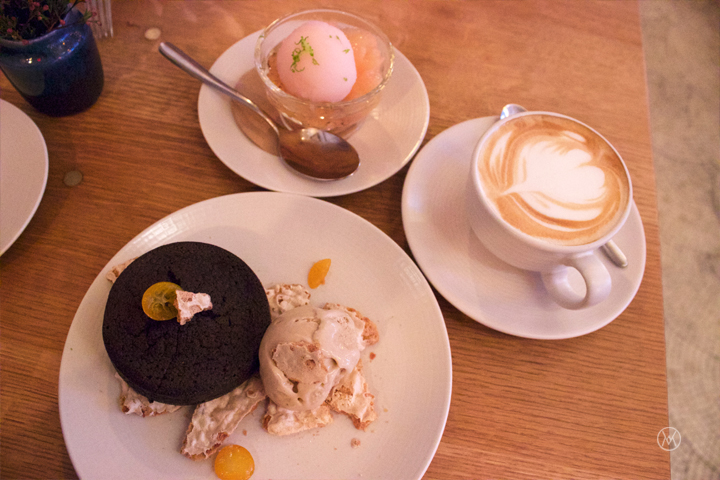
(254, 8, 395, 109)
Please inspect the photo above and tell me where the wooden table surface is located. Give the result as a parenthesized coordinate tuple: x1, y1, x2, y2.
(0, 1, 670, 479)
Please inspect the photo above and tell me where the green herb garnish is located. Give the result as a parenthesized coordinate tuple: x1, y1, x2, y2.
(290, 35, 319, 73)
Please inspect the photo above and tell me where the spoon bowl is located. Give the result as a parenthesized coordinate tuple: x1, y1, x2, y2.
(159, 42, 360, 181)
(278, 128, 359, 180)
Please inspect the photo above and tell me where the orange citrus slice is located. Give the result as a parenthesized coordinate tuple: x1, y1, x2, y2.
(214, 444, 255, 480)
(141, 282, 181, 321)
(308, 258, 331, 289)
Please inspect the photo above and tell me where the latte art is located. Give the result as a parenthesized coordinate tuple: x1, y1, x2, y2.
(478, 115, 630, 246)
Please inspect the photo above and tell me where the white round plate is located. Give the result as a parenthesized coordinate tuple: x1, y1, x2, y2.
(402, 117, 647, 340)
(198, 31, 429, 197)
(59, 192, 451, 480)
(0, 99, 48, 255)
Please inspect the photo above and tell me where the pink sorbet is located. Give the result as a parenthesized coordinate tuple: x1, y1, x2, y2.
(276, 21, 357, 103)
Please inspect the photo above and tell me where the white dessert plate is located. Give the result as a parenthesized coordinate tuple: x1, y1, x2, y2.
(0, 99, 48, 256)
(59, 192, 451, 480)
(402, 117, 647, 340)
(198, 31, 429, 197)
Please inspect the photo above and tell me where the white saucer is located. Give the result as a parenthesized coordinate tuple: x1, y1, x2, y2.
(198, 31, 430, 198)
(0, 99, 48, 256)
(401, 117, 647, 339)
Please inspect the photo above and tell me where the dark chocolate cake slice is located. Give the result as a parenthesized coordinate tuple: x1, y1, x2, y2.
(103, 241, 270, 405)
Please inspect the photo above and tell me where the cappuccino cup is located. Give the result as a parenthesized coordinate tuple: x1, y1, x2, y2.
(467, 111, 633, 309)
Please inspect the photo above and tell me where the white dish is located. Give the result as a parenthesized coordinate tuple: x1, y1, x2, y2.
(0, 99, 48, 256)
(198, 31, 429, 197)
(59, 192, 451, 479)
(402, 117, 647, 339)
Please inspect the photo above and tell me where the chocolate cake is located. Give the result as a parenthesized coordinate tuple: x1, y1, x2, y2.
(102, 241, 271, 405)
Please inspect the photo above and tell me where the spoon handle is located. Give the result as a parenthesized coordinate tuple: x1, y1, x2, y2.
(601, 239, 628, 268)
(159, 42, 279, 135)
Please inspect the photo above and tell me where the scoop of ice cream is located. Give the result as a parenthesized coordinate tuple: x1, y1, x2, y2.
(258, 304, 366, 411)
(276, 20, 357, 103)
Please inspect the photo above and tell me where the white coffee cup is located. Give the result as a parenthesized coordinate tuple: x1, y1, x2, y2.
(466, 111, 633, 309)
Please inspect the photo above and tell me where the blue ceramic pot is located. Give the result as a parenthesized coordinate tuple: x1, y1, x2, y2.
(0, 8, 104, 116)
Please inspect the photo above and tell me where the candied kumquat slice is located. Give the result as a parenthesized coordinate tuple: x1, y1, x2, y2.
(308, 258, 331, 289)
(141, 282, 181, 321)
(214, 444, 255, 480)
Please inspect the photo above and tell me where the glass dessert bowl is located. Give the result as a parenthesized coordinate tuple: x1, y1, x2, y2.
(255, 9, 394, 138)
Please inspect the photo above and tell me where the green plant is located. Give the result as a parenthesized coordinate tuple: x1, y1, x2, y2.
(0, 0, 91, 42)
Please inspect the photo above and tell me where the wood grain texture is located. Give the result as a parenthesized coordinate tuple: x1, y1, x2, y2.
(0, 1, 669, 479)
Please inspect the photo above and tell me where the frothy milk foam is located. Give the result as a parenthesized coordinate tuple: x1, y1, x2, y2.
(477, 114, 630, 246)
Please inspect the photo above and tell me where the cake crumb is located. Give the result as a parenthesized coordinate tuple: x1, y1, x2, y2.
(369, 352, 376, 361)
(174, 291, 212, 325)
(144, 27, 161, 40)
(181, 376, 266, 460)
(351, 438, 361, 448)
(105, 257, 136, 283)
(242, 430, 247, 436)
(265, 284, 311, 320)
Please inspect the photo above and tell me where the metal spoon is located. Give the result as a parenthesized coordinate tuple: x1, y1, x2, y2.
(159, 42, 360, 180)
(498, 103, 628, 268)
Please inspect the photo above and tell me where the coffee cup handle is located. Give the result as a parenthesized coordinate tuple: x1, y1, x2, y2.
(541, 252, 611, 310)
